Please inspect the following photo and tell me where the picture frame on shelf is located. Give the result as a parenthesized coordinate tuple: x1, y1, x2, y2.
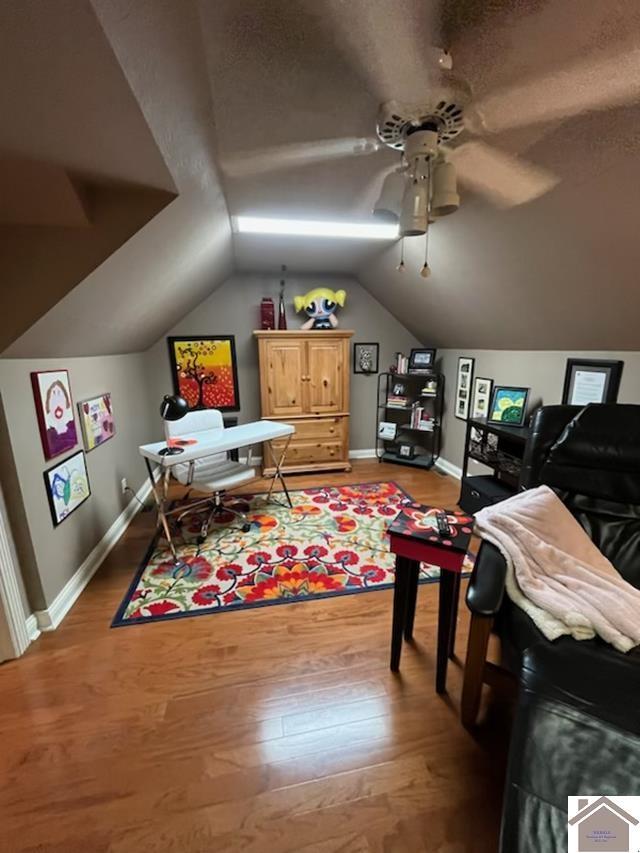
(398, 443, 416, 459)
(167, 336, 240, 411)
(488, 386, 530, 426)
(353, 342, 379, 374)
(408, 348, 437, 374)
(561, 358, 623, 406)
(454, 357, 475, 420)
(43, 449, 91, 527)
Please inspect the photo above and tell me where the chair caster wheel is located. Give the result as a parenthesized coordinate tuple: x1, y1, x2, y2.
(242, 523, 251, 533)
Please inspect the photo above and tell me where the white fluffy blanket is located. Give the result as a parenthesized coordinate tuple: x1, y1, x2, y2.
(475, 485, 640, 652)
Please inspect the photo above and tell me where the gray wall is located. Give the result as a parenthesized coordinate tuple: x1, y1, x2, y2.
(439, 349, 640, 471)
(0, 353, 155, 611)
(144, 273, 421, 450)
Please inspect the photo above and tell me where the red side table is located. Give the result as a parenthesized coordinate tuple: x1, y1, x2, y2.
(388, 504, 474, 694)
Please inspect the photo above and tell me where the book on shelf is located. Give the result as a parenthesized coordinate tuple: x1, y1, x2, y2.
(395, 353, 409, 374)
(386, 395, 409, 408)
(410, 403, 435, 431)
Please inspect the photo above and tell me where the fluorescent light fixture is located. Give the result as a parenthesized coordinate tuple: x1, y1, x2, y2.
(235, 216, 398, 240)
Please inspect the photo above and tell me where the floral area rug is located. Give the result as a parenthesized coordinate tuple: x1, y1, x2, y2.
(112, 481, 474, 627)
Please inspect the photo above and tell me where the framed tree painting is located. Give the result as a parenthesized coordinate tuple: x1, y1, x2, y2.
(167, 336, 240, 411)
(44, 449, 91, 526)
(77, 393, 115, 452)
(31, 370, 78, 460)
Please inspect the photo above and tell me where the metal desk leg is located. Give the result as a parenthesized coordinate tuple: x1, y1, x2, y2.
(144, 458, 186, 567)
(265, 434, 293, 508)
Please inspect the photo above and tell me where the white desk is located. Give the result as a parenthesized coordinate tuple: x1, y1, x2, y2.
(139, 420, 295, 562)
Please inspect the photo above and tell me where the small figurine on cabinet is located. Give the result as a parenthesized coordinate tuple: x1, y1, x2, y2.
(293, 287, 346, 330)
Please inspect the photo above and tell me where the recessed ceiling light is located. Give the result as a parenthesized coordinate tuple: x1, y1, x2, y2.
(235, 216, 398, 240)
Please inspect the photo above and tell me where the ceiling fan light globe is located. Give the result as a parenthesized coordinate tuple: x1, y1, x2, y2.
(431, 160, 459, 216)
(373, 171, 405, 221)
(399, 179, 429, 237)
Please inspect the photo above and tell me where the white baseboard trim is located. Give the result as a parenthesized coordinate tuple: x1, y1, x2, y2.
(434, 457, 463, 480)
(35, 480, 152, 632)
(348, 448, 378, 459)
(25, 614, 41, 642)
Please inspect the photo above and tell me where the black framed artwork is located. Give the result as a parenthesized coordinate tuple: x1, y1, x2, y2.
(488, 386, 530, 427)
(454, 357, 475, 420)
(408, 348, 437, 374)
(353, 342, 379, 374)
(167, 336, 240, 411)
(561, 359, 623, 406)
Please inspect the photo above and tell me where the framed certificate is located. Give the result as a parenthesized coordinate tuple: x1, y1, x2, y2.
(562, 359, 623, 406)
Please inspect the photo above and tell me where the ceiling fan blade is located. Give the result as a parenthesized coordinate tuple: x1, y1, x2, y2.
(450, 141, 559, 208)
(469, 45, 640, 134)
(221, 137, 381, 178)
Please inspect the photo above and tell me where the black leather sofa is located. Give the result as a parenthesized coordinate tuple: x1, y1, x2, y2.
(459, 404, 640, 850)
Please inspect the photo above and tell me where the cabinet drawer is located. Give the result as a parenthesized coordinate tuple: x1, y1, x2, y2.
(280, 417, 344, 441)
(266, 437, 346, 467)
(283, 440, 345, 465)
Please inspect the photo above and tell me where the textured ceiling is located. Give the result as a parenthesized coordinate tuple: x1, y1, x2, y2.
(4, 0, 640, 356)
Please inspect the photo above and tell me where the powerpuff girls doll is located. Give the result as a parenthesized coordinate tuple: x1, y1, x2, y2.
(293, 287, 346, 329)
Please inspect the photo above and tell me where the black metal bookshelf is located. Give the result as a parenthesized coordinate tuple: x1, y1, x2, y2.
(376, 371, 444, 469)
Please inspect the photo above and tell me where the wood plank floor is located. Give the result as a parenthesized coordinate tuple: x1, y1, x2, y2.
(0, 461, 509, 852)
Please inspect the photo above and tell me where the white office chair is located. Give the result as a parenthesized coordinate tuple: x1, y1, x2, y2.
(166, 410, 257, 538)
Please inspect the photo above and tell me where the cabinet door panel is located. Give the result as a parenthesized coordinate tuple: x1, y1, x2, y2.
(264, 341, 306, 416)
(306, 340, 344, 413)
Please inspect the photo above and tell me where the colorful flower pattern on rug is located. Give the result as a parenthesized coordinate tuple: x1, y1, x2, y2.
(113, 482, 474, 626)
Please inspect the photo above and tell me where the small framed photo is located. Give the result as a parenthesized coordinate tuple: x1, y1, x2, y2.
(392, 380, 407, 396)
(77, 393, 115, 452)
(471, 377, 493, 420)
(455, 357, 475, 420)
(562, 359, 623, 406)
(44, 449, 91, 527)
(408, 348, 437, 374)
(488, 386, 530, 426)
(353, 342, 379, 374)
(398, 443, 415, 459)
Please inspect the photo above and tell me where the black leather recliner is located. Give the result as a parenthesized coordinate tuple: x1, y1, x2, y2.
(461, 403, 640, 851)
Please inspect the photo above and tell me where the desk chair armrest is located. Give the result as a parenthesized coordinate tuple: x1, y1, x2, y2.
(466, 540, 507, 617)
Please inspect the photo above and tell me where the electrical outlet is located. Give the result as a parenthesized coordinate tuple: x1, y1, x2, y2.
(121, 478, 128, 495)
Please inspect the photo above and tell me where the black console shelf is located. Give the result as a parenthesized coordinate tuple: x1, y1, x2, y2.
(459, 416, 530, 513)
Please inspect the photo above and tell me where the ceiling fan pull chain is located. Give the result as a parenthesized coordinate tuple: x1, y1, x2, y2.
(421, 159, 431, 279)
(396, 237, 405, 272)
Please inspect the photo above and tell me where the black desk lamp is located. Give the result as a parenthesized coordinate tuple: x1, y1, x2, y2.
(159, 394, 189, 455)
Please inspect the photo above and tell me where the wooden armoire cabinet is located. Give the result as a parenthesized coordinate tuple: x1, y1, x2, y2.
(254, 330, 353, 475)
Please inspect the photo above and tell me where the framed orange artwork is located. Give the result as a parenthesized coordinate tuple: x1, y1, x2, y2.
(167, 336, 240, 411)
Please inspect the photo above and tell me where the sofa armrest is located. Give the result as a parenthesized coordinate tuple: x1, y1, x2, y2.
(466, 540, 507, 617)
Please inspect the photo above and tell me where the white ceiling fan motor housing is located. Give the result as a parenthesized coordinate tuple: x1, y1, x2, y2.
(377, 82, 471, 151)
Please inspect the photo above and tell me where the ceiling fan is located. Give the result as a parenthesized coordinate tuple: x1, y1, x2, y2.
(221, 42, 640, 215)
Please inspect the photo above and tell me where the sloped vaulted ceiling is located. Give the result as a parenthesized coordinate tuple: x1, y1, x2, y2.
(5, 0, 233, 358)
(4, 0, 640, 356)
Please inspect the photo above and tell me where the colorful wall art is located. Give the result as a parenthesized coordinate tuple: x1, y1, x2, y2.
(31, 370, 78, 460)
(44, 449, 91, 526)
(488, 386, 530, 426)
(78, 393, 115, 452)
(167, 336, 240, 411)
